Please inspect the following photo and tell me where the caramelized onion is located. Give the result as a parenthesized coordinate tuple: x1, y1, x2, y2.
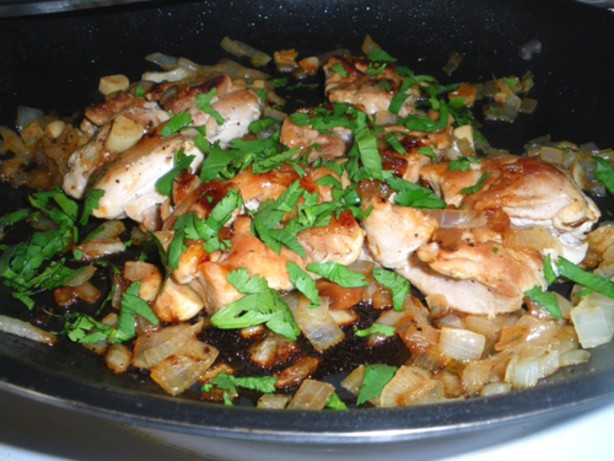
(132, 319, 204, 369)
(286, 379, 335, 410)
(0, 315, 56, 345)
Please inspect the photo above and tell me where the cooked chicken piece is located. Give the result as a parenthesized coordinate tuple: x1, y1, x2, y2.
(412, 239, 545, 315)
(323, 56, 418, 116)
(420, 156, 600, 262)
(179, 194, 364, 315)
(153, 276, 206, 322)
(362, 197, 439, 268)
(280, 109, 352, 161)
(92, 132, 203, 224)
(162, 74, 262, 147)
(196, 216, 305, 314)
(298, 210, 365, 266)
(230, 163, 300, 211)
(63, 101, 170, 199)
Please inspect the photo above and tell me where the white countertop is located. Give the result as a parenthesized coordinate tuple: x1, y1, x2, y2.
(1, 388, 613, 461)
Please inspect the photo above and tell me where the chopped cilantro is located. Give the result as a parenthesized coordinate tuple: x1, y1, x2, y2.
(331, 63, 349, 78)
(325, 392, 348, 411)
(386, 175, 446, 209)
(357, 364, 397, 405)
(594, 157, 614, 195)
(461, 172, 490, 195)
(202, 371, 277, 406)
(134, 85, 146, 98)
(372, 267, 410, 312)
(353, 323, 396, 338)
(384, 133, 406, 155)
(368, 49, 397, 63)
(80, 189, 105, 225)
(449, 157, 480, 172)
(287, 261, 320, 306)
(556, 257, 614, 299)
(160, 111, 192, 138)
(196, 88, 225, 125)
(155, 149, 196, 196)
(388, 78, 413, 115)
(417, 146, 436, 159)
(524, 285, 562, 320)
(306, 261, 369, 288)
(211, 269, 300, 340)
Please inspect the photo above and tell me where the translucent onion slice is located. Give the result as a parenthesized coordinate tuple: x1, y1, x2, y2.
(504, 349, 560, 389)
(257, 394, 290, 409)
(570, 293, 614, 348)
(286, 379, 335, 410)
(274, 355, 320, 389)
(285, 294, 345, 353)
(377, 365, 438, 408)
(340, 364, 365, 396)
(559, 348, 591, 367)
(132, 319, 204, 369)
(424, 209, 487, 229)
(105, 343, 132, 374)
(0, 314, 56, 345)
(462, 360, 493, 396)
(503, 227, 562, 253)
(480, 382, 512, 397)
(150, 337, 219, 396)
(247, 332, 299, 369)
(439, 327, 485, 361)
(220, 36, 272, 67)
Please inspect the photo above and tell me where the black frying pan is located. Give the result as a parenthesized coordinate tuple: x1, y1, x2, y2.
(1, 0, 614, 446)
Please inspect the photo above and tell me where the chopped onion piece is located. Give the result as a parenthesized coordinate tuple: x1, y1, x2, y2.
(442, 51, 463, 76)
(132, 319, 203, 369)
(63, 264, 97, 287)
(286, 379, 335, 410)
(570, 293, 614, 348)
(504, 349, 560, 389)
(285, 294, 345, 353)
(0, 314, 56, 345)
(462, 360, 493, 396)
(16, 105, 44, 131)
(340, 364, 365, 396)
(145, 52, 179, 70)
(150, 337, 219, 396)
(105, 343, 132, 374)
(99, 74, 129, 96)
(257, 394, 290, 409)
(424, 209, 487, 229)
(142, 67, 191, 83)
(559, 348, 591, 367)
(377, 365, 438, 407)
(220, 36, 272, 67)
(439, 327, 485, 361)
(480, 382, 512, 397)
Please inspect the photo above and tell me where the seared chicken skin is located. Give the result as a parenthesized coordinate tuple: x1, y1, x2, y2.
(64, 73, 263, 226)
(420, 156, 600, 262)
(323, 56, 418, 116)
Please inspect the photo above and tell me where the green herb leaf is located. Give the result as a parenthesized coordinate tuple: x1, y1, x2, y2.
(211, 270, 300, 340)
(325, 392, 348, 411)
(196, 88, 225, 125)
(594, 157, 614, 195)
(287, 261, 320, 306)
(155, 149, 196, 196)
(388, 79, 413, 115)
(368, 49, 397, 63)
(556, 257, 614, 299)
(461, 172, 490, 195)
(524, 285, 562, 320)
(372, 267, 410, 312)
(134, 85, 146, 98)
(417, 146, 436, 159)
(386, 175, 446, 209)
(355, 126, 383, 180)
(353, 323, 396, 338)
(384, 133, 406, 155)
(116, 281, 159, 342)
(448, 157, 479, 171)
(331, 63, 349, 78)
(306, 262, 370, 288)
(80, 189, 105, 225)
(160, 111, 192, 138)
(357, 364, 397, 405)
